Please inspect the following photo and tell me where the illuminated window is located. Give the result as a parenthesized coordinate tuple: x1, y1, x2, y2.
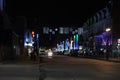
(72, 31, 75, 34)
(49, 29, 52, 32)
(78, 28, 83, 35)
(52, 31, 55, 34)
(55, 28, 58, 31)
(59, 27, 64, 34)
(64, 27, 69, 34)
(43, 27, 49, 34)
(75, 29, 78, 33)
(69, 28, 73, 32)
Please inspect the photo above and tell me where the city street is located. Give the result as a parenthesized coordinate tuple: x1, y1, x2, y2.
(1, 0, 120, 80)
(0, 55, 120, 80)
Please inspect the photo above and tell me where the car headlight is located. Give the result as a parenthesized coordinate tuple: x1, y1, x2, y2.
(48, 51, 53, 57)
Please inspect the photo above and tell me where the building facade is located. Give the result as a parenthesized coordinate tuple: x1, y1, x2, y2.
(82, 0, 120, 57)
(0, 0, 23, 61)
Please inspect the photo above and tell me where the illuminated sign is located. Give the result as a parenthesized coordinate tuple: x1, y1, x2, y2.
(75, 34, 79, 50)
(118, 39, 120, 43)
(43, 27, 83, 35)
(24, 31, 33, 47)
(24, 42, 33, 47)
(43, 27, 49, 34)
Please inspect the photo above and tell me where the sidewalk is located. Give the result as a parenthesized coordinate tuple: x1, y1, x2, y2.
(0, 55, 39, 65)
(98, 57, 120, 63)
(77, 55, 120, 63)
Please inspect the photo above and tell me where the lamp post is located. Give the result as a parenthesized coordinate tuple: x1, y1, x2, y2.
(105, 27, 111, 60)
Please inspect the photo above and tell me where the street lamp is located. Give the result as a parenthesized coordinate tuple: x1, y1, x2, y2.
(106, 27, 111, 45)
(105, 27, 111, 60)
(105, 27, 111, 32)
(32, 31, 35, 38)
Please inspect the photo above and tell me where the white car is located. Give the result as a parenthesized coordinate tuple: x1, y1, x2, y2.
(47, 49, 53, 58)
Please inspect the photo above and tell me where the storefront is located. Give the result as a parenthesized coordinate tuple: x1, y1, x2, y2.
(94, 32, 112, 55)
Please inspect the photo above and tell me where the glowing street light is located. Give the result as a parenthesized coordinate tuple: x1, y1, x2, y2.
(105, 27, 111, 32)
(32, 31, 35, 38)
(32, 31, 35, 35)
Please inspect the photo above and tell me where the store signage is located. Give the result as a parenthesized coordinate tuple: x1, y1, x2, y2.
(118, 39, 120, 43)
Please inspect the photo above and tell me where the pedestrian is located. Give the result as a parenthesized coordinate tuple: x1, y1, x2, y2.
(33, 51, 37, 61)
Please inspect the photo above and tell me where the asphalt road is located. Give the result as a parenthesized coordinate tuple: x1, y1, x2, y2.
(0, 55, 120, 80)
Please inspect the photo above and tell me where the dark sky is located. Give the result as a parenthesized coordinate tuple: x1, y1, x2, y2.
(4, 0, 111, 47)
(5, 0, 110, 27)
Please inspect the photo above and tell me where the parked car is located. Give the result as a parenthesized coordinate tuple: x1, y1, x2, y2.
(64, 51, 70, 56)
(70, 50, 79, 56)
(39, 48, 46, 55)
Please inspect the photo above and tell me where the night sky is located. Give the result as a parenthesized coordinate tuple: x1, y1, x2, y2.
(5, 0, 110, 28)
(4, 0, 111, 47)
